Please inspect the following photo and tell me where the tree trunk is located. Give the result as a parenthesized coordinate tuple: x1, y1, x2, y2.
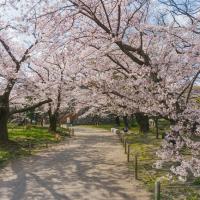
(0, 96, 9, 142)
(115, 116, 120, 127)
(123, 115, 129, 131)
(49, 113, 58, 133)
(135, 113, 149, 134)
(41, 118, 44, 127)
(123, 116, 128, 128)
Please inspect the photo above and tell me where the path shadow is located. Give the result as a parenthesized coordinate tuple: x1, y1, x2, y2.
(0, 127, 148, 200)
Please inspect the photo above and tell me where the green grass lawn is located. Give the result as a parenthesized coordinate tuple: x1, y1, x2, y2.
(89, 121, 200, 200)
(89, 124, 114, 131)
(0, 125, 69, 167)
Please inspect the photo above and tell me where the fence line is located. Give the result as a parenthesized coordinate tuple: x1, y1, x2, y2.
(111, 128, 200, 200)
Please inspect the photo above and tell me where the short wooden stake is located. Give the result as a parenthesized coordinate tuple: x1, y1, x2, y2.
(127, 144, 130, 162)
(28, 141, 31, 154)
(69, 128, 71, 137)
(155, 181, 161, 200)
(135, 154, 138, 180)
(46, 141, 48, 148)
(123, 136, 126, 147)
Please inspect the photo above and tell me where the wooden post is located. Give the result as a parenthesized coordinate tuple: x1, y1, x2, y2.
(155, 181, 161, 200)
(46, 141, 48, 148)
(69, 128, 71, 137)
(135, 154, 138, 180)
(127, 144, 130, 162)
(28, 141, 31, 154)
(123, 136, 126, 147)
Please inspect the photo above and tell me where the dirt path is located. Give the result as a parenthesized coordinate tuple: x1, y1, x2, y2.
(0, 126, 151, 200)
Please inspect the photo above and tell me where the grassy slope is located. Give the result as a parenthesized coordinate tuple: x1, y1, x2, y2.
(0, 125, 69, 167)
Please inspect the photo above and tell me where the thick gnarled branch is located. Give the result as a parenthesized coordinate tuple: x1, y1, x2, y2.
(10, 98, 52, 115)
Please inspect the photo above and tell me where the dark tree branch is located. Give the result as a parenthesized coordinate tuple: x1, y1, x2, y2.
(100, 0, 112, 32)
(0, 38, 19, 66)
(10, 98, 52, 115)
(18, 40, 38, 68)
(27, 64, 45, 82)
(106, 54, 130, 74)
(116, 3, 121, 35)
(186, 70, 200, 104)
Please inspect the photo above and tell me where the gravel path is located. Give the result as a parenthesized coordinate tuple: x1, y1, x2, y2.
(0, 126, 151, 200)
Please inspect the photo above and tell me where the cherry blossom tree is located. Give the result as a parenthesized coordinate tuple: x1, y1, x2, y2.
(151, 0, 200, 180)
(0, 1, 53, 142)
(36, 48, 79, 132)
